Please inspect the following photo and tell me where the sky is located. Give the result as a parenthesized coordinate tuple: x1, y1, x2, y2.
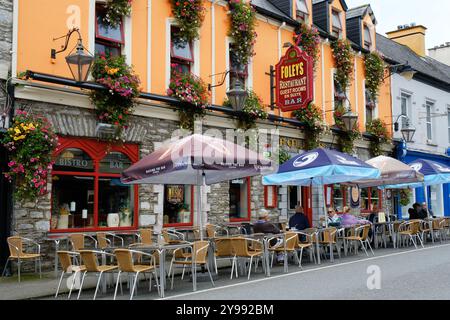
(345, 0, 450, 51)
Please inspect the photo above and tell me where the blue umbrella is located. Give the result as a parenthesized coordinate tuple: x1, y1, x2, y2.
(263, 148, 380, 186)
(385, 159, 450, 189)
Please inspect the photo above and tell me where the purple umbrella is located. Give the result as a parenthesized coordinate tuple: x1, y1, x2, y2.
(121, 134, 273, 239)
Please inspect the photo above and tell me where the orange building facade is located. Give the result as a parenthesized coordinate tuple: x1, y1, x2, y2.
(8, 0, 394, 250)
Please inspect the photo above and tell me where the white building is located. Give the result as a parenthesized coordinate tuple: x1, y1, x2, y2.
(377, 25, 450, 218)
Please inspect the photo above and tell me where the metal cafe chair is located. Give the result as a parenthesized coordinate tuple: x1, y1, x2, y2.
(268, 232, 300, 272)
(55, 251, 85, 299)
(169, 241, 215, 290)
(2, 236, 42, 282)
(69, 233, 98, 252)
(344, 224, 374, 257)
(77, 250, 118, 300)
(318, 227, 340, 262)
(97, 232, 124, 250)
(229, 237, 264, 280)
(398, 220, 424, 249)
(113, 249, 160, 300)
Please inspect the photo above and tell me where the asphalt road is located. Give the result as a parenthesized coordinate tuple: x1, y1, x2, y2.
(161, 243, 450, 300)
(46, 242, 450, 301)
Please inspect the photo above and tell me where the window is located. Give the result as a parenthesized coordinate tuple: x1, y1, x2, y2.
(171, 26, 193, 75)
(400, 93, 411, 127)
(447, 107, 450, 144)
(363, 25, 372, 50)
(229, 43, 248, 88)
(334, 78, 346, 110)
(365, 88, 375, 124)
(360, 187, 382, 212)
(95, 5, 124, 57)
(163, 185, 193, 226)
(331, 10, 342, 38)
(264, 186, 278, 208)
(332, 185, 348, 213)
(288, 186, 300, 210)
(51, 138, 139, 232)
(296, 0, 309, 24)
(229, 178, 251, 221)
(426, 101, 434, 141)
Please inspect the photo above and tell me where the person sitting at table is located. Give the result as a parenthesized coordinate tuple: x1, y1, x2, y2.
(421, 202, 435, 218)
(327, 206, 342, 227)
(340, 206, 371, 228)
(413, 203, 428, 220)
(408, 207, 417, 220)
(253, 210, 281, 235)
(289, 204, 310, 231)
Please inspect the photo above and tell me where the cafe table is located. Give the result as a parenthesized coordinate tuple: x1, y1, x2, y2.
(44, 234, 69, 277)
(129, 241, 193, 298)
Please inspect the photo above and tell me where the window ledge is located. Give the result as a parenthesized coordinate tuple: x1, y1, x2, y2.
(427, 142, 438, 147)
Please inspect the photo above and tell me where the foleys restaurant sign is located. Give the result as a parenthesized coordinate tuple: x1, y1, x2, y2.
(275, 46, 313, 112)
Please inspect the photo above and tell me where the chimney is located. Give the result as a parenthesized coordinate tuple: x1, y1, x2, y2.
(386, 23, 427, 57)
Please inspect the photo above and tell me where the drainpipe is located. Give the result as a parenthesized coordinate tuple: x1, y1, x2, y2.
(211, 0, 219, 104)
(278, 22, 287, 60)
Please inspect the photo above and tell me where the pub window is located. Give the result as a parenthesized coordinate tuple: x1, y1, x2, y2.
(95, 4, 124, 57)
(229, 43, 248, 88)
(296, 0, 309, 24)
(171, 26, 194, 75)
(364, 25, 372, 50)
(288, 186, 300, 210)
(229, 178, 251, 221)
(334, 78, 346, 110)
(51, 139, 138, 232)
(331, 10, 342, 38)
(163, 185, 193, 226)
(360, 187, 382, 212)
(365, 88, 375, 125)
(332, 185, 348, 213)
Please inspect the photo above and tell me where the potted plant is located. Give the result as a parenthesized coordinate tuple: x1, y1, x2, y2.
(119, 206, 132, 227)
(57, 203, 70, 229)
(177, 203, 190, 223)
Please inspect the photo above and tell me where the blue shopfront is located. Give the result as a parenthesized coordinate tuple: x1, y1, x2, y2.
(396, 143, 450, 218)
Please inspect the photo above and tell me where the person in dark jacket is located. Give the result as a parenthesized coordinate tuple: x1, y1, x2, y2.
(408, 207, 417, 220)
(413, 203, 427, 219)
(289, 205, 310, 231)
(253, 210, 281, 235)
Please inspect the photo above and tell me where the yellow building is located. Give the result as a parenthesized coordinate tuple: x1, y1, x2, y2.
(8, 0, 393, 242)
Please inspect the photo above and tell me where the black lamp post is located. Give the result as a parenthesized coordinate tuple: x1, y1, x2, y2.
(226, 76, 248, 112)
(51, 28, 94, 82)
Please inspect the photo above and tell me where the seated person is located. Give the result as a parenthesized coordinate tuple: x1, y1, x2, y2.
(289, 204, 310, 231)
(340, 206, 371, 227)
(253, 210, 280, 235)
(408, 208, 417, 220)
(327, 206, 342, 227)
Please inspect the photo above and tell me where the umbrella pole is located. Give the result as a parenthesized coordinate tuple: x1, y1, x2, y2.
(197, 171, 205, 241)
(322, 177, 328, 228)
(423, 183, 429, 217)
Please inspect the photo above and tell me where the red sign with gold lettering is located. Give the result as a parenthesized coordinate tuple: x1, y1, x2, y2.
(275, 46, 314, 112)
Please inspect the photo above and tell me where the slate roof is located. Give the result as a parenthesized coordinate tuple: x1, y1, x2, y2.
(376, 33, 450, 88)
(312, 0, 348, 11)
(252, 0, 298, 25)
(346, 4, 377, 24)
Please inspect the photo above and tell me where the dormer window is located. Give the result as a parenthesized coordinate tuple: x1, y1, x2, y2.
(296, 0, 309, 24)
(331, 10, 342, 38)
(364, 25, 372, 50)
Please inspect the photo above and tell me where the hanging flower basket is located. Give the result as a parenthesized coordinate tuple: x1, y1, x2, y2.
(102, 0, 133, 28)
(169, 0, 206, 42)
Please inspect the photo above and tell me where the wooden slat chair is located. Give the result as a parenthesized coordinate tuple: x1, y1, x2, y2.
(1, 236, 42, 282)
(344, 224, 374, 257)
(419, 220, 434, 244)
(55, 251, 85, 299)
(297, 231, 315, 268)
(162, 228, 184, 244)
(169, 241, 215, 290)
(113, 249, 160, 300)
(69, 233, 98, 252)
(96, 232, 124, 250)
(206, 224, 229, 238)
(229, 237, 264, 280)
(398, 220, 424, 249)
(318, 227, 340, 262)
(213, 237, 235, 277)
(268, 232, 300, 272)
(129, 228, 153, 247)
(77, 250, 118, 300)
(432, 218, 446, 243)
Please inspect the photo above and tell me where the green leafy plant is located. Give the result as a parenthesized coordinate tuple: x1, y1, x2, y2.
(278, 148, 291, 165)
(331, 39, 354, 94)
(293, 24, 321, 69)
(90, 54, 141, 140)
(333, 104, 360, 154)
(365, 51, 385, 103)
(1, 110, 58, 201)
(366, 118, 390, 156)
(168, 65, 210, 132)
(169, 0, 206, 42)
(102, 0, 133, 28)
(228, 0, 257, 66)
(292, 103, 324, 150)
(224, 90, 268, 130)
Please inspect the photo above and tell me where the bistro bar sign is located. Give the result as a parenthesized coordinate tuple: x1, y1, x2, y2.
(275, 46, 314, 112)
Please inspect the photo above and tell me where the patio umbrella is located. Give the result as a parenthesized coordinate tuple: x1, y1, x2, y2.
(262, 148, 380, 264)
(383, 159, 450, 212)
(352, 156, 424, 188)
(121, 134, 273, 240)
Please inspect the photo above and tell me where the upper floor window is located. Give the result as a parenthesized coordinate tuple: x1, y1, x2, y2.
(447, 106, 450, 144)
(426, 100, 434, 141)
(331, 10, 342, 38)
(365, 88, 376, 124)
(400, 92, 411, 127)
(296, 0, 309, 24)
(364, 25, 372, 50)
(334, 78, 346, 109)
(171, 27, 194, 75)
(95, 5, 124, 57)
(229, 43, 248, 88)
